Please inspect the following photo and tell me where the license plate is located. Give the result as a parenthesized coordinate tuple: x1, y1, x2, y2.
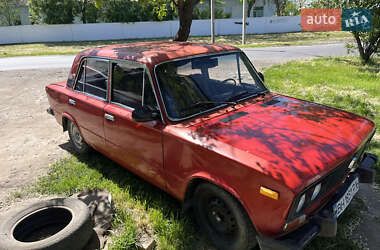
(333, 177, 359, 218)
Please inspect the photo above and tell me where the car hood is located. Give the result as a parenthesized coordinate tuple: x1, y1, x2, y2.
(178, 93, 375, 192)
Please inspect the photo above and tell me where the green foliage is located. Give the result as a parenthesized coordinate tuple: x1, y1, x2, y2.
(0, 0, 21, 26)
(283, 1, 301, 16)
(193, 1, 232, 20)
(99, 0, 175, 22)
(311, 0, 380, 63)
(29, 0, 76, 24)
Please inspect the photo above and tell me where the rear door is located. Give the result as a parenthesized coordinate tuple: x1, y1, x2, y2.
(69, 57, 109, 151)
(103, 61, 166, 189)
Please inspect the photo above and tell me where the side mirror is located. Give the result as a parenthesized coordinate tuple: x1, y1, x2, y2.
(132, 105, 160, 122)
(258, 72, 264, 82)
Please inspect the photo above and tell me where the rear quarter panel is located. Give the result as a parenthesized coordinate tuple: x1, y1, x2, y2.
(45, 81, 70, 126)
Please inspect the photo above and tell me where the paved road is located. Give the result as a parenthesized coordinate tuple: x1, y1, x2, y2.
(0, 43, 351, 71)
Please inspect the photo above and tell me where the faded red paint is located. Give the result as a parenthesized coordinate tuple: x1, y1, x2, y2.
(46, 42, 376, 239)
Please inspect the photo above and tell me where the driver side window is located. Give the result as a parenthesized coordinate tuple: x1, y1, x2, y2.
(111, 62, 157, 110)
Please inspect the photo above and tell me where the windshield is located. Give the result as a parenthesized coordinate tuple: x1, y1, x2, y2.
(155, 52, 267, 120)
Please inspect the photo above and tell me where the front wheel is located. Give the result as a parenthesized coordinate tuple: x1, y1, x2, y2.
(68, 120, 90, 154)
(193, 183, 257, 250)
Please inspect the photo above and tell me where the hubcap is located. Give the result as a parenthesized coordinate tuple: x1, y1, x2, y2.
(71, 123, 83, 148)
(206, 197, 237, 237)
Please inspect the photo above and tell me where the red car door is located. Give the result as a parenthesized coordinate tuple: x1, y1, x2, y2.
(67, 57, 109, 152)
(103, 62, 166, 190)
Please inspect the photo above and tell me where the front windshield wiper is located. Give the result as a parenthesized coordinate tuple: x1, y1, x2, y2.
(181, 101, 237, 112)
(227, 91, 266, 102)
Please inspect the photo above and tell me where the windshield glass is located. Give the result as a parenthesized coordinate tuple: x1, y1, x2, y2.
(155, 52, 267, 120)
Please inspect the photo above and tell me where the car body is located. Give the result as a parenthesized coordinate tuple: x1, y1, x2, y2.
(46, 42, 377, 250)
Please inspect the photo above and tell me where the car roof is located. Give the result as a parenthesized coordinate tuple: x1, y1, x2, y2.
(78, 41, 240, 67)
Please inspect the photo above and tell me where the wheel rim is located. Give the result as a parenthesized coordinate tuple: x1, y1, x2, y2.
(70, 122, 83, 149)
(206, 197, 238, 238)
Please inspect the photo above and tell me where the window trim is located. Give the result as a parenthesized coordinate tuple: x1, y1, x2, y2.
(72, 57, 110, 102)
(153, 51, 269, 122)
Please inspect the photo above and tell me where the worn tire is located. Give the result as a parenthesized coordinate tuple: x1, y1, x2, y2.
(0, 198, 92, 250)
(68, 120, 90, 154)
(193, 183, 257, 250)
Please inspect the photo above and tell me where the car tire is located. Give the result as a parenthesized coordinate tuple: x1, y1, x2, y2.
(68, 119, 90, 154)
(193, 183, 257, 250)
(0, 198, 92, 250)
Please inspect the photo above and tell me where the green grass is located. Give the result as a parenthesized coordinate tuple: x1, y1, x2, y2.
(0, 31, 353, 58)
(34, 155, 198, 250)
(30, 56, 379, 249)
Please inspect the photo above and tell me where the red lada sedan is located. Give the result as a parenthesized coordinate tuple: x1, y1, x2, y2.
(46, 42, 377, 250)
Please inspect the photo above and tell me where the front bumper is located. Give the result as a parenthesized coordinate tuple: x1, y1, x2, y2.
(257, 152, 378, 250)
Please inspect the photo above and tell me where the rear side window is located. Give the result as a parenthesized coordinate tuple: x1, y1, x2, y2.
(111, 62, 157, 109)
(85, 59, 108, 99)
(74, 62, 85, 92)
(74, 58, 109, 100)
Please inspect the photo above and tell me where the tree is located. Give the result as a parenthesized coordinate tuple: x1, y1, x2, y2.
(98, 0, 174, 23)
(142, 0, 201, 41)
(75, 0, 99, 23)
(193, 0, 231, 19)
(29, 0, 76, 24)
(282, 0, 307, 16)
(273, 0, 287, 16)
(239, 0, 256, 17)
(311, 0, 380, 64)
(0, 0, 21, 26)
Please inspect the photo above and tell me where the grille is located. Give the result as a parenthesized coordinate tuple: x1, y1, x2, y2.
(286, 130, 375, 222)
(287, 158, 351, 221)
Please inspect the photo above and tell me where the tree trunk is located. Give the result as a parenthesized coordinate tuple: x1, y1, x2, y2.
(274, 0, 281, 16)
(82, 0, 88, 24)
(247, 1, 255, 17)
(353, 31, 380, 64)
(174, 0, 200, 42)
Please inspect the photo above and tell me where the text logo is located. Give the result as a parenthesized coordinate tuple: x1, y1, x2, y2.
(342, 9, 371, 31)
(301, 9, 341, 31)
(301, 8, 372, 31)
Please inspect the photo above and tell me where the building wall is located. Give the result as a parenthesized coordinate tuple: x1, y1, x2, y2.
(18, 6, 31, 25)
(0, 16, 301, 45)
(223, 0, 276, 18)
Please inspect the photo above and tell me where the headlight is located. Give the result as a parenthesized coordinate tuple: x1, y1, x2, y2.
(311, 183, 321, 201)
(296, 194, 305, 213)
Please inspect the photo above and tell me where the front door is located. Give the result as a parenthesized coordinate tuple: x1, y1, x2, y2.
(104, 61, 165, 189)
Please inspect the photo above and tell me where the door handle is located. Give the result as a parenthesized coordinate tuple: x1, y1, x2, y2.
(69, 98, 76, 106)
(104, 113, 114, 122)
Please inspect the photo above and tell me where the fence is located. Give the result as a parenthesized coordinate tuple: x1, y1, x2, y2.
(0, 16, 301, 45)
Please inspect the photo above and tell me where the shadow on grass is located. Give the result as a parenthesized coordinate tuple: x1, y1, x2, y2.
(56, 142, 217, 249)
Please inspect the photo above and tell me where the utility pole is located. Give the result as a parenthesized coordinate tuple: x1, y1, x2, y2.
(242, 0, 247, 45)
(211, 0, 215, 44)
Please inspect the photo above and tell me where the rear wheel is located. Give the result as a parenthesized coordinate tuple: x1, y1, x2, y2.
(193, 183, 257, 250)
(68, 120, 90, 154)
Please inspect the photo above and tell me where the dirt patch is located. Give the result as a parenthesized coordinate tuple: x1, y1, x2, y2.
(0, 68, 71, 210)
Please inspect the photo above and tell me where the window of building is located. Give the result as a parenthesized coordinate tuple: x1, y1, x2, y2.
(253, 7, 264, 17)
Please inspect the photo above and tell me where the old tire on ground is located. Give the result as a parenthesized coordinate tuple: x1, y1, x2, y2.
(0, 198, 92, 250)
(68, 119, 90, 154)
(193, 183, 257, 250)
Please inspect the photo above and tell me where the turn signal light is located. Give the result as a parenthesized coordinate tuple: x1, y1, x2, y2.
(260, 186, 279, 200)
(283, 214, 306, 231)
